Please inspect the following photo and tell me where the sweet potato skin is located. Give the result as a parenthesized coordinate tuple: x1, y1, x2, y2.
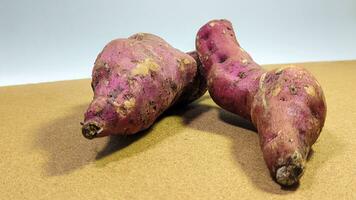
(176, 51, 207, 105)
(196, 20, 264, 120)
(251, 67, 326, 185)
(83, 33, 206, 139)
(196, 19, 327, 186)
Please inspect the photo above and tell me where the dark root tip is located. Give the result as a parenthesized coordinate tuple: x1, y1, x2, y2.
(276, 164, 304, 186)
(81, 122, 102, 140)
(275, 151, 305, 186)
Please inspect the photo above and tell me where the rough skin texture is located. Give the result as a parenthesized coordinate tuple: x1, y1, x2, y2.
(82, 33, 206, 139)
(196, 19, 327, 186)
(176, 51, 207, 104)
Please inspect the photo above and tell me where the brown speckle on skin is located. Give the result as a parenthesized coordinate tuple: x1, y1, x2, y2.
(108, 89, 119, 99)
(123, 93, 134, 100)
(170, 82, 178, 92)
(289, 85, 298, 95)
(149, 100, 157, 111)
(238, 72, 246, 79)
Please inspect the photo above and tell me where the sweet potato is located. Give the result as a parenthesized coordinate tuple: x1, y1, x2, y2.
(196, 19, 327, 186)
(82, 33, 206, 139)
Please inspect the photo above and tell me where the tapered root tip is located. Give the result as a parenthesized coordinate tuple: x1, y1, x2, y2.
(276, 164, 304, 186)
(275, 151, 305, 186)
(81, 122, 102, 140)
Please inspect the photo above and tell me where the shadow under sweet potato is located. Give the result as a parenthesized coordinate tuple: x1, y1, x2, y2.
(94, 96, 212, 165)
(176, 103, 292, 194)
(35, 102, 198, 175)
(180, 102, 341, 194)
(35, 97, 340, 195)
(35, 104, 168, 175)
(35, 104, 100, 176)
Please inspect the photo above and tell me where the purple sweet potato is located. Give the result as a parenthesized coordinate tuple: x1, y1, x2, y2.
(196, 19, 327, 186)
(82, 33, 206, 139)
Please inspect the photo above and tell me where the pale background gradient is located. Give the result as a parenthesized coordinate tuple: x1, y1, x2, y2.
(1, 0, 355, 86)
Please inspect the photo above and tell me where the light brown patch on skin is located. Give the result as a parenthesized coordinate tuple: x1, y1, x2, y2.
(131, 33, 146, 41)
(104, 63, 109, 69)
(128, 77, 137, 88)
(275, 67, 287, 75)
(208, 78, 213, 86)
(276, 156, 285, 167)
(183, 58, 190, 65)
(93, 60, 106, 71)
(259, 72, 268, 109)
(92, 104, 103, 113)
(304, 85, 316, 96)
(110, 100, 120, 107)
(131, 58, 160, 76)
(124, 98, 136, 110)
(177, 58, 190, 71)
(272, 86, 281, 96)
(241, 58, 248, 66)
(116, 98, 136, 116)
(209, 22, 216, 27)
(259, 72, 267, 90)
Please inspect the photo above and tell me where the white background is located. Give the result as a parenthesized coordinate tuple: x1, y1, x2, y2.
(1, 0, 355, 86)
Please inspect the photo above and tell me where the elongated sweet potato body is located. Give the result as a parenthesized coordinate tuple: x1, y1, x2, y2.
(196, 19, 326, 186)
(82, 33, 206, 139)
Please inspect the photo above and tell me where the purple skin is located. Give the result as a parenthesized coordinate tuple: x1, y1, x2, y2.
(82, 33, 206, 139)
(177, 51, 207, 104)
(196, 19, 326, 186)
